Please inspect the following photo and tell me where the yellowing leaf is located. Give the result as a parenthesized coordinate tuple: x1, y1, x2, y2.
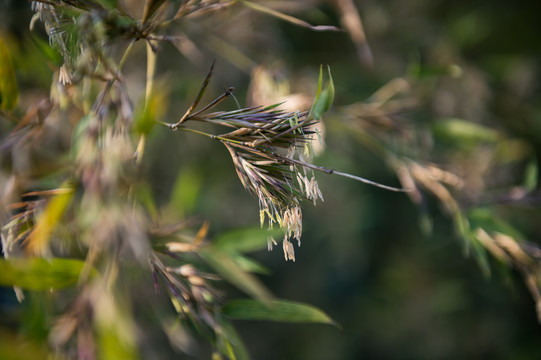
(0, 258, 91, 290)
(27, 186, 74, 255)
(0, 35, 19, 110)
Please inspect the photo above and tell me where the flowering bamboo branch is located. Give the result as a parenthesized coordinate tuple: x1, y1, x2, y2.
(159, 60, 409, 260)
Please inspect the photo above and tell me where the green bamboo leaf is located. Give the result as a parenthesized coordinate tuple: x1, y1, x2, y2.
(523, 158, 538, 191)
(0, 258, 91, 290)
(310, 65, 335, 120)
(454, 212, 471, 257)
(310, 65, 323, 115)
(168, 168, 202, 217)
(28, 33, 62, 64)
(468, 208, 525, 240)
(134, 86, 168, 135)
(27, 186, 74, 255)
(214, 227, 283, 253)
(0, 329, 51, 360)
(216, 317, 250, 360)
(200, 249, 273, 303)
(95, 292, 139, 360)
(97, 324, 139, 360)
(222, 299, 339, 327)
(133, 182, 159, 220)
(262, 102, 284, 111)
(471, 234, 491, 278)
(0, 35, 19, 110)
(324, 65, 335, 109)
(230, 253, 270, 275)
(432, 118, 500, 144)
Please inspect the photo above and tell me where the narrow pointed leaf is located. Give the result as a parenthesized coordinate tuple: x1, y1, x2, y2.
(241, 1, 340, 32)
(310, 65, 335, 120)
(216, 317, 250, 360)
(95, 292, 139, 360)
(27, 186, 74, 255)
(134, 86, 168, 135)
(523, 158, 538, 191)
(200, 249, 273, 303)
(468, 208, 525, 240)
(310, 65, 323, 116)
(231, 253, 270, 275)
(222, 299, 339, 327)
(0, 36, 18, 110)
(177, 60, 215, 124)
(471, 234, 491, 278)
(0, 258, 92, 290)
(432, 118, 500, 144)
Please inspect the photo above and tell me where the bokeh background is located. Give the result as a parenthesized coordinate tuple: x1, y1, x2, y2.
(2, 0, 541, 359)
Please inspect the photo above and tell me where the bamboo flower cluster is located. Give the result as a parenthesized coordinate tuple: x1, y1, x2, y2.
(161, 61, 407, 260)
(169, 94, 325, 261)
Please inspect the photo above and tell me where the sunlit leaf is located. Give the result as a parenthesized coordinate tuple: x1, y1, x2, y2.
(222, 299, 339, 327)
(0, 35, 19, 110)
(27, 186, 74, 255)
(95, 292, 139, 360)
(134, 85, 168, 135)
(432, 118, 500, 144)
(241, 1, 340, 32)
(310, 65, 334, 120)
(200, 249, 273, 303)
(0, 258, 91, 290)
(311, 65, 323, 112)
(97, 325, 139, 360)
